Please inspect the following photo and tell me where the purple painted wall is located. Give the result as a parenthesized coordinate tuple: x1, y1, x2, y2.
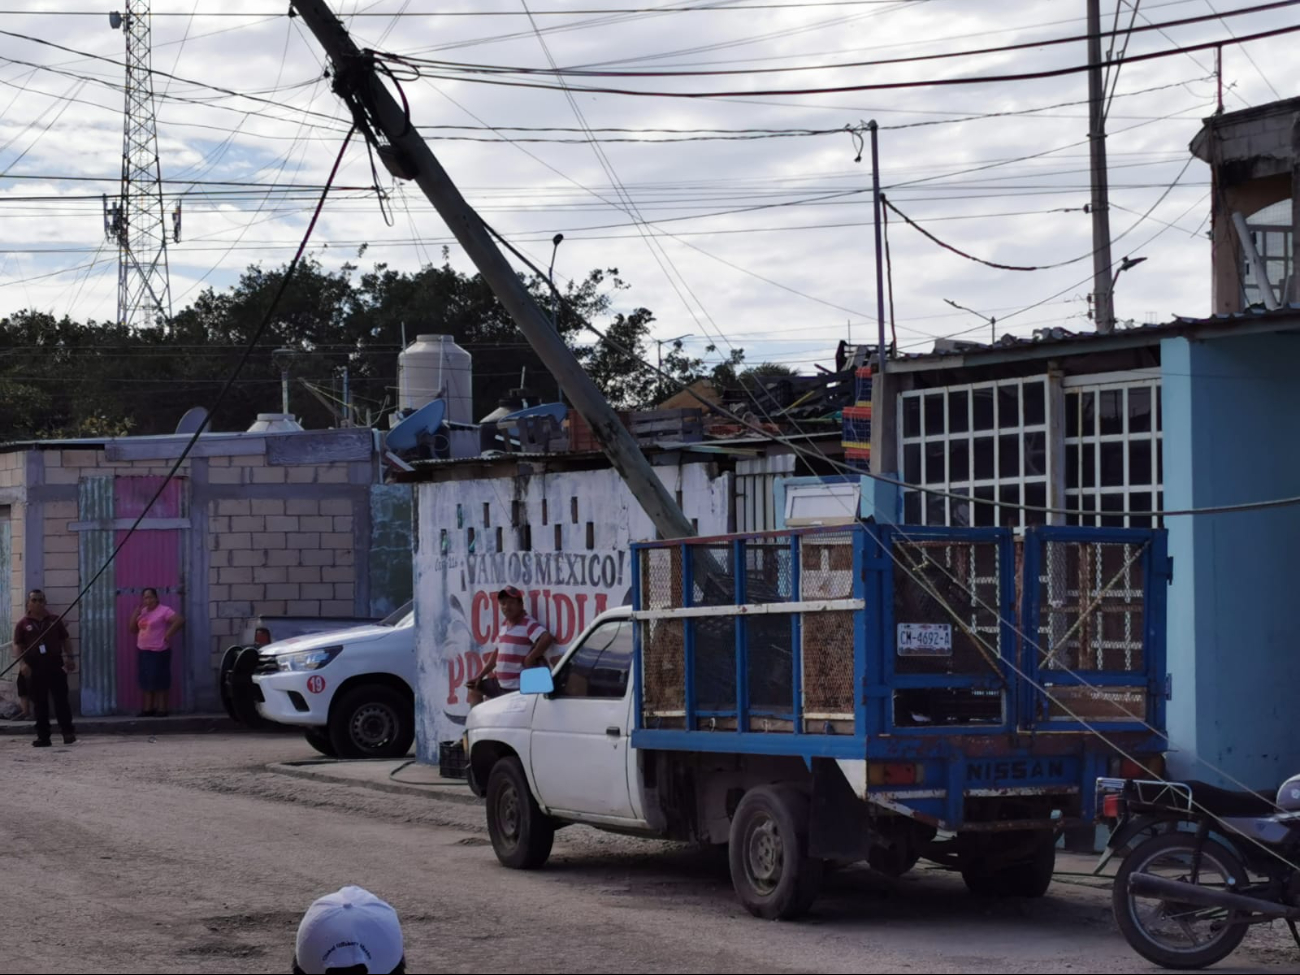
(114, 477, 185, 712)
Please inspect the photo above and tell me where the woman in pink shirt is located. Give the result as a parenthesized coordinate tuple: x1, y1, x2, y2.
(130, 588, 185, 717)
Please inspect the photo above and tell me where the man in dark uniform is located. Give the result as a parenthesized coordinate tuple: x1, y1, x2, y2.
(12, 590, 76, 747)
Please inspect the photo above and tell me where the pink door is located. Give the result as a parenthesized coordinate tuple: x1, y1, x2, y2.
(114, 477, 185, 713)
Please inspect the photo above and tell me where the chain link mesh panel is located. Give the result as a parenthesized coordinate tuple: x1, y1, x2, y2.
(799, 532, 855, 600)
(744, 613, 794, 718)
(1037, 540, 1146, 673)
(801, 610, 856, 719)
(639, 546, 683, 611)
(641, 617, 685, 716)
(691, 544, 735, 607)
(693, 615, 737, 719)
(744, 539, 795, 604)
(892, 539, 1004, 677)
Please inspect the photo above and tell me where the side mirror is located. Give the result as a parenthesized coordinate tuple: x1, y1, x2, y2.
(519, 667, 554, 696)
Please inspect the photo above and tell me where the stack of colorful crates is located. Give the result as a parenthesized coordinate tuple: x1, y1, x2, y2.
(842, 366, 872, 471)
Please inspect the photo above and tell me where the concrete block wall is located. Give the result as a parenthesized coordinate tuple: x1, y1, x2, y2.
(3, 432, 387, 713)
(204, 484, 360, 667)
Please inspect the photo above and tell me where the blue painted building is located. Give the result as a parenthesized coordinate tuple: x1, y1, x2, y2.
(824, 98, 1300, 793)
(850, 311, 1299, 792)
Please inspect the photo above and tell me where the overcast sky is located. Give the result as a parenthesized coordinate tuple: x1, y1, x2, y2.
(1, 0, 1296, 375)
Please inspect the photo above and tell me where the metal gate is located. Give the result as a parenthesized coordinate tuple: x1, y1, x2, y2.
(77, 476, 187, 715)
(113, 477, 185, 713)
(875, 525, 1015, 733)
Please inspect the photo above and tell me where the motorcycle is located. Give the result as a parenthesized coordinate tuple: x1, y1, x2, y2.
(1097, 772, 1300, 969)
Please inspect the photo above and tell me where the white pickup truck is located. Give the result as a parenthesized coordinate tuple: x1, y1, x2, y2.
(224, 601, 417, 759)
(465, 608, 647, 855)
(464, 514, 1168, 921)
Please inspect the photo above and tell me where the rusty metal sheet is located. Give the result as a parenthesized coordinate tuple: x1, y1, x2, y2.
(78, 476, 117, 716)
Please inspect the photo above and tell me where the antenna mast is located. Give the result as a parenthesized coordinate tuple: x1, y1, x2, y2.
(105, 3, 173, 328)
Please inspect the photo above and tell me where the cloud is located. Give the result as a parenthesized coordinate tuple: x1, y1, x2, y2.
(0, 0, 1294, 370)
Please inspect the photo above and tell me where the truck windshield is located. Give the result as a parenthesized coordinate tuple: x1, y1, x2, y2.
(379, 600, 414, 626)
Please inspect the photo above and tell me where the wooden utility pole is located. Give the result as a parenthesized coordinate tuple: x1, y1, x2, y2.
(291, 0, 696, 540)
(1087, 0, 1116, 333)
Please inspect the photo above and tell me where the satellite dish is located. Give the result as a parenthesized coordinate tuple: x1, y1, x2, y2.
(498, 402, 567, 428)
(109, 10, 123, 29)
(386, 397, 446, 453)
(175, 406, 210, 435)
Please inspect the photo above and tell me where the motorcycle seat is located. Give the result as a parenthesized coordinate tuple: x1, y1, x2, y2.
(1182, 780, 1277, 817)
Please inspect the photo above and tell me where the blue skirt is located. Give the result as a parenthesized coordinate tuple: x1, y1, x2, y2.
(138, 648, 172, 692)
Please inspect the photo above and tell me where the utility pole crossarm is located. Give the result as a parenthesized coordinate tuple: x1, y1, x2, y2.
(290, 0, 696, 541)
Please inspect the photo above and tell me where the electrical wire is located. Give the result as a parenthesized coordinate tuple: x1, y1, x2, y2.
(1200, 0, 1283, 101)
(0, 126, 357, 687)
(532, 243, 1300, 856)
(385, 0, 1297, 78)
(380, 21, 1300, 98)
(0, 3, 952, 14)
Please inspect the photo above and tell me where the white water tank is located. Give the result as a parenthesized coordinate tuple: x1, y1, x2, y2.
(398, 334, 473, 424)
(247, 413, 303, 433)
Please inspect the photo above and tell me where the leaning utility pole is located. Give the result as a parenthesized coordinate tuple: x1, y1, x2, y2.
(1086, 0, 1116, 333)
(291, 0, 695, 540)
(104, 2, 174, 328)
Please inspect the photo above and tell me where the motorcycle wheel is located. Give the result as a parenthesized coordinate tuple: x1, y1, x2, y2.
(1112, 831, 1250, 970)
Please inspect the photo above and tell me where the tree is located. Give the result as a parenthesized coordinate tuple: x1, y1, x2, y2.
(0, 257, 680, 439)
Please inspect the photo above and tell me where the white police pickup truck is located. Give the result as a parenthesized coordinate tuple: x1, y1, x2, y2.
(223, 601, 417, 759)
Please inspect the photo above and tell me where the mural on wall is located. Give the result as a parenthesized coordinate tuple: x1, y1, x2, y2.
(414, 465, 731, 760)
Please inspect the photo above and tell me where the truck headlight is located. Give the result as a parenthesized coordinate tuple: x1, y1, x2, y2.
(277, 646, 344, 672)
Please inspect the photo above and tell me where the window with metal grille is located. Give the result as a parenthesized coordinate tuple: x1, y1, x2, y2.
(1063, 379, 1163, 528)
(898, 378, 1049, 529)
(1243, 199, 1293, 308)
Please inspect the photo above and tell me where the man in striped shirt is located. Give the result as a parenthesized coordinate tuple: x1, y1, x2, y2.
(467, 586, 555, 705)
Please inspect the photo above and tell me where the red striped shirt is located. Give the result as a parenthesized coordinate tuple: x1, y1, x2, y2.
(495, 614, 546, 690)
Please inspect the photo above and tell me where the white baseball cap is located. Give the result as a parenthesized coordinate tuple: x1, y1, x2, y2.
(294, 886, 405, 974)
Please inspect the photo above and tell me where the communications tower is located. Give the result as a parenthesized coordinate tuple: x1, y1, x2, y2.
(103, 3, 175, 328)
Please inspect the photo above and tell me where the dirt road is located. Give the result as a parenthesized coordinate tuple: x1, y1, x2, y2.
(1, 732, 1293, 974)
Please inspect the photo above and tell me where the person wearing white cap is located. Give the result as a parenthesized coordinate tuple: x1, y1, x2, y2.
(293, 886, 406, 974)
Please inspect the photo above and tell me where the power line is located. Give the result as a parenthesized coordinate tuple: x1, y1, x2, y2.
(1200, 0, 1283, 101)
(0, 2, 941, 13)
(0, 28, 345, 124)
(387, 0, 1298, 78)
(382, 21, 1300, 98)
(0, 125, 357, 684)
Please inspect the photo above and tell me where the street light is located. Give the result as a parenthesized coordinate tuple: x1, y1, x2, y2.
(655, 333, 694, 374)
(546, 234, 564, 402)
(1112, 255, 1148, 288)
(546, 233, 564, 329)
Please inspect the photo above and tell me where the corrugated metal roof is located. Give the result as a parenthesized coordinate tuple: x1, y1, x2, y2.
(401, 430, 841, 479)
(892, 305, 1300, 369)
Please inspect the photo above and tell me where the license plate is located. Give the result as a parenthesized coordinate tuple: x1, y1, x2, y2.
(897, 622, 952, 656)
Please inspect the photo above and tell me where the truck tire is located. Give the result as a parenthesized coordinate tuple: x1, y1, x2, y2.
(729, 785, 823, 920)
(961, 831, 1056, 898)
(328, 684, 415, 759)
(304, 728, 337, 758)
(218, 646, 240, 722)
(868, 844, 921, 878)
(486, 757, 554, 870)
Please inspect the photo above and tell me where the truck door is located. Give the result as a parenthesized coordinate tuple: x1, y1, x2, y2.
(1019, 526, 1169, 733)
(529, 617, 639, 821)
